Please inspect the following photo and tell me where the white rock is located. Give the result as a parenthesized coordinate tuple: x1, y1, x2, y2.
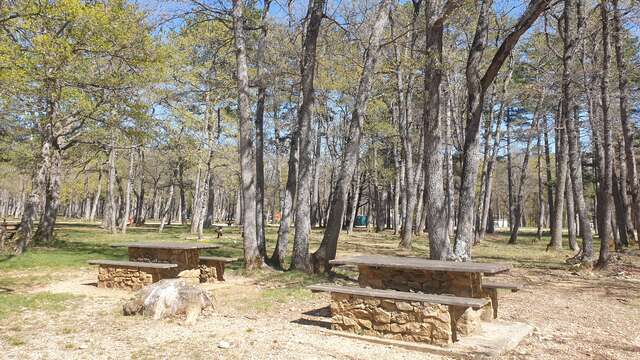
(218, 340, 232, 349)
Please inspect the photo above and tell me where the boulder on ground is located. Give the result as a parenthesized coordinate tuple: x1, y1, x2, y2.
(123, 279, 213, 323)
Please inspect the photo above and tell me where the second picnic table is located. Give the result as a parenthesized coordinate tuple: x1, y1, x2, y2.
(111, 242, 220, 277)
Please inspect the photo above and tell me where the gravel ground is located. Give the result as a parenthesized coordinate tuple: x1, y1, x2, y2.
(1, 257, 639, 360)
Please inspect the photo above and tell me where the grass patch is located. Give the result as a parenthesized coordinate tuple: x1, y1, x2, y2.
(0, 292, 78, 320)
(5, 335, 26, 346)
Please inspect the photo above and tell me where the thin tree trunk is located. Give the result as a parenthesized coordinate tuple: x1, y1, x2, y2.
(134, 149, 145, 225)
(271, 116, 297, 269)
(254, 1, 271, 259)
(121, 149, 135, 233)
(90, 167, 102, 223)
(347, 167, 361, 235)
(536, 129, 544, 241)
(159, 169, 176, 233)
(597, 0, 612, 268)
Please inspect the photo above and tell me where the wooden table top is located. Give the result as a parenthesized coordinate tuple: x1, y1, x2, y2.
(110, 242, 220, 250)
(329, 255, 510, 274)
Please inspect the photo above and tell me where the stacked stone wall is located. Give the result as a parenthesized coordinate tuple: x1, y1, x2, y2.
(330, 293, 453, 345)
(97, 265, 156, 291)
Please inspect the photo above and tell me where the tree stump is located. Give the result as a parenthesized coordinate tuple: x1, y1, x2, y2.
(123, 279, 213, 323)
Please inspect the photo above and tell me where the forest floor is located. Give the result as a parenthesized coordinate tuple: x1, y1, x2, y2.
(1, 222, 639, 359)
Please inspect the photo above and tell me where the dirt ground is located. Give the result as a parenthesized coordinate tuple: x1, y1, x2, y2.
(2, 255, 639, 360)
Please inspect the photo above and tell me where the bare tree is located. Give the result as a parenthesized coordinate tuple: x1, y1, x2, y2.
(311, 0, 393, 272)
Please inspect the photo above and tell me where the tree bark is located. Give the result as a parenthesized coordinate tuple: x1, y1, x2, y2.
(423, 0, 460, 260)
(290, 0, 325, 271)
(270, 120, 298, 269)
(121, 149, 135, 233)
(159, 169, 177, 233)
(232, 0, 261, 269)
(14, 137, 51, 254)
(597, 0, 612, 268)
(134, 149, 145, 225)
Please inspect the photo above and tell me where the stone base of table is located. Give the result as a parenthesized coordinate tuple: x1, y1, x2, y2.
(97, 265, 157, 291)
(330, 293, 453, 346)
(198, 265, 218, 283)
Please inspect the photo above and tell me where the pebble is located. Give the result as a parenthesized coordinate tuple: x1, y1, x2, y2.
(218, 341, 232, 349)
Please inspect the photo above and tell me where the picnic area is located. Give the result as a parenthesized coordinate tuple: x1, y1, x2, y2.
(2, 0, 640, 359)
(1, 223, 639, 359)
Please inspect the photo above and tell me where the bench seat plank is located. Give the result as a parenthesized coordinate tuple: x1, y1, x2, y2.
(482, 281, 523, 291)
(199, 256, 238, 263)
(87, 260, 177, 269)
(308, 284, 488, 308)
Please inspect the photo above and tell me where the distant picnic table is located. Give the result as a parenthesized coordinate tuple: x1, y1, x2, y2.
(110, 242, 220, 273)
(87, 241, 236, 290)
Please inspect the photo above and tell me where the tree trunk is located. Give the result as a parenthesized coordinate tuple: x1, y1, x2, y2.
(597, 0, 612, 268)
(423, 0, 459, 260)
(121, 149, 135, 233)
(290, 0, 325, 272)
(347, 167, 361, 235)
(232, 0, 261, 269)
(14, 138, 51, 254)
(104, 138, 117, 234)
(159, 170, 176, 233)
(34, 144, 61, 244)
(536, 129, 544, 241)
(543, 117, 555, 231)
(311, 124, 322, 227)
(254, 1, 271, 259)
(566, 175, 578, 250)
(311, 0, 392, 273)
(270, 118, 297, 269)
(134, 148, 145, 225)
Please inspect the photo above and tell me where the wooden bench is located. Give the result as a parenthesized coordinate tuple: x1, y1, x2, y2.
(482, 280, 523, 319)
(199, 256, 238, 281)
(88, 260, 177, 290)
(308, 284, 489, 345)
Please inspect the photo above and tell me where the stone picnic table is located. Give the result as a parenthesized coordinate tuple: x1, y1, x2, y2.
(329, 255, 510, 298)
(111, 242, 220, 277)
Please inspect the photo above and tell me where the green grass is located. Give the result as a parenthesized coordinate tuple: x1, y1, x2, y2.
(0, 292, 78, 320)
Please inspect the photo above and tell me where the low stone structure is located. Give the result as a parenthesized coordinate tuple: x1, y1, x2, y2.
(97, 265, 156, 291)
(330, 293, 454, 345)
(199, 264, 218, 283)
(90, 260, 178, 291)
(198, 256, 237, 282)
